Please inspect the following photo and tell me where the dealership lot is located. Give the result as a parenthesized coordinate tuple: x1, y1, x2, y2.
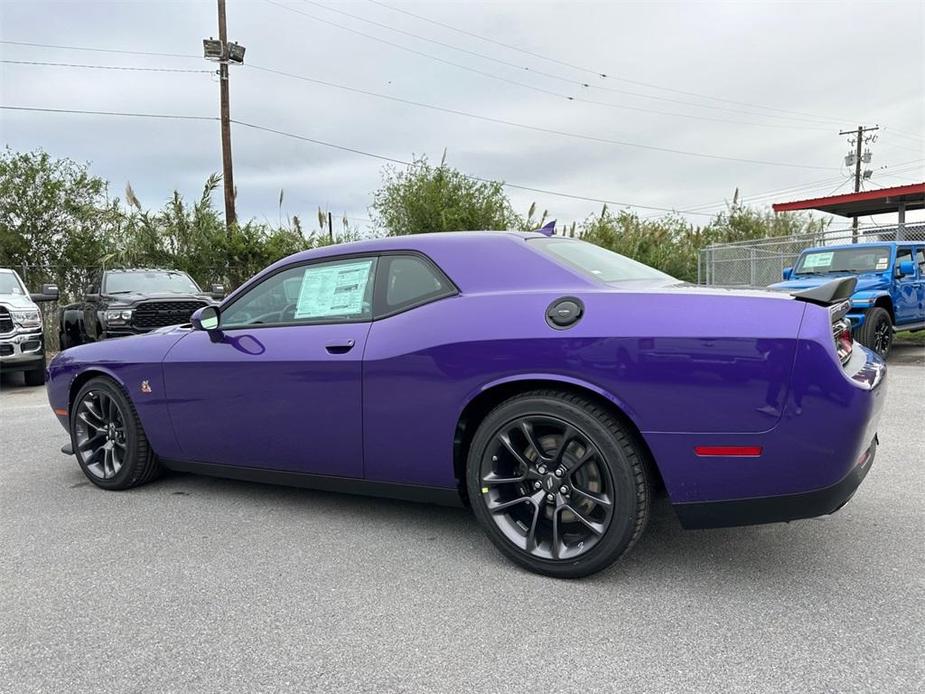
(1, 347, 922, 693)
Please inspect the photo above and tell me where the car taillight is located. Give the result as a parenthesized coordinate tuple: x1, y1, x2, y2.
(828, 299, 853, 366)
(833, 319, 853, 365)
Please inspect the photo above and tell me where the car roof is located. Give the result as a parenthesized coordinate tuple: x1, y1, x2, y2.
(800, 242, 918, 253)
(104, 268, 189, 273)
(244, 231, 594, 295)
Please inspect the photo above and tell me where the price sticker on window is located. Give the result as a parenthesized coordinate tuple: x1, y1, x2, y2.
(803, 252, 833, 269)
(294, 260, 373, 319)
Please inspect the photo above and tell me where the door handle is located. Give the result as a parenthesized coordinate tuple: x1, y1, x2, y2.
(325, 339, 356, 354)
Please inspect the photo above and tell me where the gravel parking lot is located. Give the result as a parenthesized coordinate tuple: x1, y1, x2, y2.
(1, 345, 922, 693)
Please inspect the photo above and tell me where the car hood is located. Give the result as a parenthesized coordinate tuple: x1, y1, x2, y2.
(51, 324, 190, 369)
(769, 273, 890, 294)
(102, 292, 213, 304)
(0, 293, 38, 310)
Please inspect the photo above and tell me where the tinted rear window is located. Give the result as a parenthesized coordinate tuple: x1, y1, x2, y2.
(530, 238, 674, 283)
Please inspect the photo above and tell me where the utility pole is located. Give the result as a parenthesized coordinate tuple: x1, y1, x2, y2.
(203, 0, 246, 234)
(839, 124, 878, 242)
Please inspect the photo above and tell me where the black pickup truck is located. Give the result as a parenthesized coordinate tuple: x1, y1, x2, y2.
(59, 269, 224, 349)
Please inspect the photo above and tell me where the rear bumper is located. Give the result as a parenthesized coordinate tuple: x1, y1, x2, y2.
(674, 435, 878, 529)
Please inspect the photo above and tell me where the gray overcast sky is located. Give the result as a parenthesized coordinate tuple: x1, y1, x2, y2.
(1, 0, 923, 234)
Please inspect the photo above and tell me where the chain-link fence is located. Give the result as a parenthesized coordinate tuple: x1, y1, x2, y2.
(698, 224, 925, 286)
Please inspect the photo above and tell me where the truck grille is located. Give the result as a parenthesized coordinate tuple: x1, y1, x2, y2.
(0, 307, 13, 334)
(132, 300, 207, 330)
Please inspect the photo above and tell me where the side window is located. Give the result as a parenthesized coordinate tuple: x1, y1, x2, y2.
(375, 255, 455, 316)
(916, 248, 925, 275)
(222, 257, 377, 328)
(895, 248, 913, 276)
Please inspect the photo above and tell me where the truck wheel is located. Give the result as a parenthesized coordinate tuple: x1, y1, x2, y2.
(857, 307, 893, 358)
(24, 361, 46, 386)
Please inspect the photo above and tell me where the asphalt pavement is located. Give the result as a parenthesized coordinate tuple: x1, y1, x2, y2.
(1, 345, 922, 693)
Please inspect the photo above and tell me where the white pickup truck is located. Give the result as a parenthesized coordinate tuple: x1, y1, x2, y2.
(0, 269, 58, 385)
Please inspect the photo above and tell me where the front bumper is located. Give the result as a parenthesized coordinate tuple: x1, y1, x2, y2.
(0, 328, 44, 370)
(675, 435, 878, 528)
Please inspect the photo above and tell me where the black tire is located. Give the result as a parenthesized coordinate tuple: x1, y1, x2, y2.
(70, 376, 161, 490)
(857, 307, 893, 358)
(24, 361, 45, 386)
(466, 390, 650, 578)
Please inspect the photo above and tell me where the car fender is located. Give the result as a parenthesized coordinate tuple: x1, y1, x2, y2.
(850, 289, 892, 311)
(460, 372, 643, 430)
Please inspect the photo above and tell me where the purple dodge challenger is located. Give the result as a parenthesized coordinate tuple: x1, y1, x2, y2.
(47, 232, 886, 577)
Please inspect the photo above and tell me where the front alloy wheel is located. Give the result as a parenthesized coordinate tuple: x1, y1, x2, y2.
(70, 376, 161, 490)
(74, 388, 128, 479)
(467, 390, 650, 578)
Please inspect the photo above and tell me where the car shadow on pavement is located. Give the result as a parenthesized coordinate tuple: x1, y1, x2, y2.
(0, 370, 34, 390)
(143, 468, 849, 584)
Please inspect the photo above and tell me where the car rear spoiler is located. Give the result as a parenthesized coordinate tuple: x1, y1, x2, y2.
(790, 277, 857, 306)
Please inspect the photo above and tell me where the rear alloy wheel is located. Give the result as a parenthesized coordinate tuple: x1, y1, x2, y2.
(467, 390, 650, 578)
(857, 307, 893, 358)
(71, 377, 161, 490)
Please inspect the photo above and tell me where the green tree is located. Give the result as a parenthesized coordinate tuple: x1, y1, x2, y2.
(0, 147, 117, 295)
(372, 155, 519, 234)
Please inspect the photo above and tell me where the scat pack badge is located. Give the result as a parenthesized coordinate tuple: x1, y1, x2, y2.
(140, 380, 152, 394)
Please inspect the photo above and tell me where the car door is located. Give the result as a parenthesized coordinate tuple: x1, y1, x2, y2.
(913, 247, 925, 323)
(892, 247, 917, 325)
(163, 255, 377, 477)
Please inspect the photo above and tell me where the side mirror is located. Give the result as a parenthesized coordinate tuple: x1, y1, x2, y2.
(210, 283, 225, 299)
(897, 260, 915, 277)
(191, 305, 221, 333)
(782, 267, 793, 280)
(30, 283, 59, 302)
(84, 292, 100, 302)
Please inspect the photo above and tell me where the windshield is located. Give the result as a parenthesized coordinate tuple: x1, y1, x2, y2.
(530, 238, 675, 283)
(795, 247, 891, 275)
(0, 272, 26, 295)
(104, 271, 201, 294)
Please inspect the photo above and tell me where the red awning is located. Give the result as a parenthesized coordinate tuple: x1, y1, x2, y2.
(772, 182, 925, 217)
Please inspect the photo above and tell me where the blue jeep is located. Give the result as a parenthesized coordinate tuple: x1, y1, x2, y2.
(770, 241, 925, 357)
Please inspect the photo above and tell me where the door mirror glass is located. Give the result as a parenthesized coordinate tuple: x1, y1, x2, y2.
(898, 260, 915, 277)
(192, 305, 221, 331)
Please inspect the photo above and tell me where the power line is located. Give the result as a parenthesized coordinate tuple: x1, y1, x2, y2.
(0, 58, 211, 74)
(0, 103, 717, 217)
(279, 2, 833, 132)
(248, 64, 839, 171)
(365, 0, 851, 126)
(0, 39, 198, 59)
(229, 118, 719, 216)
(366, 0, 605, 78)
(0, 104, 218, 121)
(270, 0, 836, 127)
(0, 50, 841, 170)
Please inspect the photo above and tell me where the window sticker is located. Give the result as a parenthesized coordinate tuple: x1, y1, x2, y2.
(875, 258, 889, 270)
(294, 261, 372, 319)
(803, 252, 833, 269)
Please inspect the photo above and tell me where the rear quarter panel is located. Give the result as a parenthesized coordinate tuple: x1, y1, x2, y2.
(362, 289, 806, 488)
